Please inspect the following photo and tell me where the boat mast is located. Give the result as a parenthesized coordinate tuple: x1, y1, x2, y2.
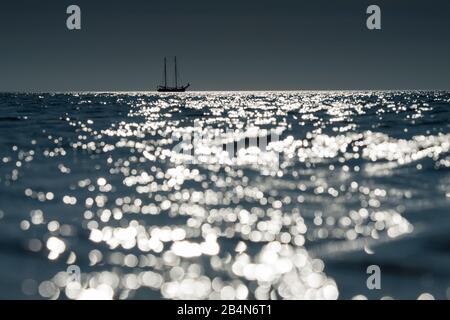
(174, 56, 178, 88)
(164, 57, 167, 88)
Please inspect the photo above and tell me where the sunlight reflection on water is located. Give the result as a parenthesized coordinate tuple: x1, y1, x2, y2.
(0, 91, 449, 299)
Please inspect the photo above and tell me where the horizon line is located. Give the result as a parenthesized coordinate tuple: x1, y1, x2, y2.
(1, 89, 449, 94)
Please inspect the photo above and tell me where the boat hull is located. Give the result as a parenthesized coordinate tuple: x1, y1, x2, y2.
(157, 87, 188, 93)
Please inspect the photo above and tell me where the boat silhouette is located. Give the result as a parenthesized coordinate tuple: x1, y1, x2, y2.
(157, 56, 190, 92)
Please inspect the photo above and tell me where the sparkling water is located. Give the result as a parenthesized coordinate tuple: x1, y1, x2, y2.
(0, 91, 449, 299)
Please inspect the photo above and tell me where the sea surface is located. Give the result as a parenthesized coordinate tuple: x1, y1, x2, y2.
(0, 91, 449, 300)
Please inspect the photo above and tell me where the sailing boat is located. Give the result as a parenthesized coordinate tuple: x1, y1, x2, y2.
(157, 56, 190, 92)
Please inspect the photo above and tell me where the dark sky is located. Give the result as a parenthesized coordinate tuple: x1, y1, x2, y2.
(0, 0, 449, 91)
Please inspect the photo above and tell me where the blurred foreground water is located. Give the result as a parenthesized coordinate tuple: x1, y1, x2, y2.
(0, 91, 449, 300)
